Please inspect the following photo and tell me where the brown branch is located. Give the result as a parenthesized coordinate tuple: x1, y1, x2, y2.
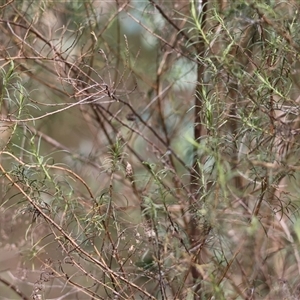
(0, 161, 156, 300)
(148, 0, 197, 47)
(0, 0, 14, 9)
(0, 276, 29, 300)
(188, 1, 210, 297)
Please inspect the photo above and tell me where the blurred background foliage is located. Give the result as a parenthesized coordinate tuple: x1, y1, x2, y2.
(1, 0, 300, 299)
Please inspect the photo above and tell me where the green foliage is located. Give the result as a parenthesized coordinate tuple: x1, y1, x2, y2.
(0, 0, 300, 299)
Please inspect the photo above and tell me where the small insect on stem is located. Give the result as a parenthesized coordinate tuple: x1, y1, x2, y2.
(125, 162, 133, 178)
